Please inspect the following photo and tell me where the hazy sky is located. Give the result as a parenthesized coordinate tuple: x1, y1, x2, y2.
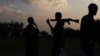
(0, 0, 100, 32)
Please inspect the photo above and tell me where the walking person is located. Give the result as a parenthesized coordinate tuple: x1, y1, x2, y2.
(80, 3, 98, 56)
(24, 17, 40, 56)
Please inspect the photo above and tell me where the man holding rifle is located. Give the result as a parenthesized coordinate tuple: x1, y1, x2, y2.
(46, 12, 79, 56)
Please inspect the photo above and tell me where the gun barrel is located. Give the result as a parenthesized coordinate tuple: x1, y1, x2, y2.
(71, 20, 79, 23)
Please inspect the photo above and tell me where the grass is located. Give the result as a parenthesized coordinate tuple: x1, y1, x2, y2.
(0, 38, 100, 52)
(0, 38, 25, 52)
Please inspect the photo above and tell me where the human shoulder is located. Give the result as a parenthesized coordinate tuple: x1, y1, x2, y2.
(81, 15, 89, 21)
(25, 24, 33, 30)
(82, 15, 88, 19)
(27, 24, 33, 27)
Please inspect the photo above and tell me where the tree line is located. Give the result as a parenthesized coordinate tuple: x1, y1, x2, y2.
(0, 21, 23, 38)
(0, 20, 100, 41)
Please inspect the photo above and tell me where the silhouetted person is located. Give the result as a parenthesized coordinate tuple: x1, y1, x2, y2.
(24, 17, 39, 56)
(80, 3, 98, 56)
(46, 12, 78, 56)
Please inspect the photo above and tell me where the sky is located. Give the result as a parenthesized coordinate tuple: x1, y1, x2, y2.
(0, 0, 100, 32)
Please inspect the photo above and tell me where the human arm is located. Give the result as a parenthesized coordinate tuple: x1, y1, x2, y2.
(33, 23, 40, 35)
(46, 18, 54, 34)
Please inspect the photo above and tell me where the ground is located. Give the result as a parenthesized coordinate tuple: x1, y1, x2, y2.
(0, 38, 100, 56)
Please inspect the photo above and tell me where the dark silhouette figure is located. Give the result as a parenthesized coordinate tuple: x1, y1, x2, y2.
(46, 12, 79, 56)
(80, 3, 98, 56)
(24, 17, 39, 56)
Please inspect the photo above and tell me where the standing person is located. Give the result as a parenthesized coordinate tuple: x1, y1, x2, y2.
(80, 3, 98, 56)
(24, 17, 40, 56)
(46, 12, 73, 56)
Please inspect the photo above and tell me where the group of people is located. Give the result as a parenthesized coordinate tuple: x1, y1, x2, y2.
(24, 3, 98, 56)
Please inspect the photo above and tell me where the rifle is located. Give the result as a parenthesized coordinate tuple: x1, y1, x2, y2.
(50, 18, 79, 24)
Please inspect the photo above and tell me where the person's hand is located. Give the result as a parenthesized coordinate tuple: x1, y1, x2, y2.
(46, 18, 50, 24)
(68, 21, 70, 25)
(67, 18, 73, 25)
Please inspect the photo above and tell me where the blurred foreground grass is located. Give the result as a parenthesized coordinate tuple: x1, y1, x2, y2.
(0, 38, 100, 52)
(0, 38, 25, 52)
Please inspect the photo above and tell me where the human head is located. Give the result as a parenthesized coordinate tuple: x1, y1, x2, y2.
(27, 17, 34, 24)
(55, 12, 62, 20)
(88, 3, 98, 16)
